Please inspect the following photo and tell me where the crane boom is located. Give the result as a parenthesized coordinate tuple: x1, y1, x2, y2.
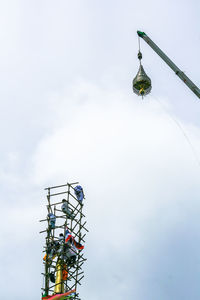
(137, 31, 200, 99)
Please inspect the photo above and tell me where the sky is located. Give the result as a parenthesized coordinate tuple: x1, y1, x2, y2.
(0, 0, 200, 299)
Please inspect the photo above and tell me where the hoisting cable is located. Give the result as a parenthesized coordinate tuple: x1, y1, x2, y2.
(138, 35, 142, 65)
(150, 94, 200, 167)
(137, 36, 145, 97)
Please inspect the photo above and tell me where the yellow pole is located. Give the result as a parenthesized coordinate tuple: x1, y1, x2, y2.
(54, 260, 64, 294)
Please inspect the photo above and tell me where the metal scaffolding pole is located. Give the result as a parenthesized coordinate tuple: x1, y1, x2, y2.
(40, 182, 88, 300)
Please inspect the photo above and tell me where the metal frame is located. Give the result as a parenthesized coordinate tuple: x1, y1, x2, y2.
(40, 182, 88, 299)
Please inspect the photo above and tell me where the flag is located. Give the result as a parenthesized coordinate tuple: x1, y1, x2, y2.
(73, 238, 84, 250)
(65, 228, 72, 243)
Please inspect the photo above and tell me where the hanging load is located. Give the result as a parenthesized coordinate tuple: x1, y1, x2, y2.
(132, 37, 152, 97)
(132, 63, 152, 97)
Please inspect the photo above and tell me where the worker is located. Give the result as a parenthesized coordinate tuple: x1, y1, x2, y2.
(74, 185, 84, 204)
(64, 228, 84, 267)
(49, 271, 55, 283)
(57, 233, 65, 259)
(59, 233, 65, 243)
(48, 213, 56, 229)
(43, 239, 60, 262)
(61, 199, 74, 219)
(65, 242, 77, 267)
(65, 228, 84, 249)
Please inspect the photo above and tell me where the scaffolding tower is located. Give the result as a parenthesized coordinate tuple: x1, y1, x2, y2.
(40, 182, 88, 299)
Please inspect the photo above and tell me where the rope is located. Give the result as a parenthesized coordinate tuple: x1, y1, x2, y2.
(138, 35, 141, 52)
(150, 94, 200, 168)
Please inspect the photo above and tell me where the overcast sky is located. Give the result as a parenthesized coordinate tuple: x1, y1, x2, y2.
(0, 1, 200, 299)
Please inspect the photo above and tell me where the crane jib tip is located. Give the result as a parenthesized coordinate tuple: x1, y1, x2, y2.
(137, 31, 146, 38)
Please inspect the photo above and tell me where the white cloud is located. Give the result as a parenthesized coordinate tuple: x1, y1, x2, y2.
(0, 1, 200, 299)
(29, 82, 200, 299)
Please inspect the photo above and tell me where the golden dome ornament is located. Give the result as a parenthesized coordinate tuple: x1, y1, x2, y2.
(132, 51, 152, 98)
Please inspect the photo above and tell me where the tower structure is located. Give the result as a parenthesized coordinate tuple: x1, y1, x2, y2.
(40, 182, 88, 299)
